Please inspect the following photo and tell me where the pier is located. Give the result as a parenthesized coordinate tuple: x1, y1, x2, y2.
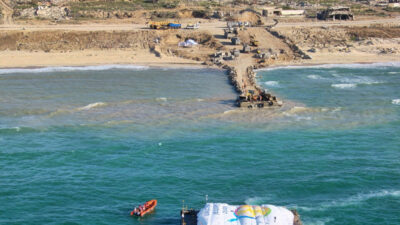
(209, 23, 294, 108)
(180, 206, 303, 225)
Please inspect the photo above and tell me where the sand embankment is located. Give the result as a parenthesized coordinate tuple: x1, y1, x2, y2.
(0, 49, 203, 68)
(0, 29, 220, 68)
(0, 20, 399, 70)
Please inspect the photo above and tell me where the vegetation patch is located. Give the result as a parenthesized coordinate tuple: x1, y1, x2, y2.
(151, 10, 177, 19)
(347, 26, 400, 39)
(384, 7, 400, 12)
(192, 9, 210, 18)
(69, 0, 179, 12)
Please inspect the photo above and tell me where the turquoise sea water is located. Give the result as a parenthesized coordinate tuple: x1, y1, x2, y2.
(1, 63, 399, 225)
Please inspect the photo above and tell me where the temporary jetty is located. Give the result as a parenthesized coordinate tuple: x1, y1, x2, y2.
(181, 203, 302, 225)
(226, 66, 282, 109)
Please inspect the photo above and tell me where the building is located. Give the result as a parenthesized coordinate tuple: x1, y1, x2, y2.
(388, 0, 400, 7)
(317, 6, 354, 20)
(281, 10, 305, 16)
(261, 7, 305, 17)
(262, 7, 283, 17)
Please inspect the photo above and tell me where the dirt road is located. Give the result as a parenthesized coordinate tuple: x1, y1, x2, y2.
(0, 0, 13, 25)
(1, 17, 399, 31)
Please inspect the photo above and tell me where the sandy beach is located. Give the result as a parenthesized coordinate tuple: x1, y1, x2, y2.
(0, 48, 399, 69)
(0, 18, 399, 98)
(0, 49, 205, 69)
(0, 22, 398, 73)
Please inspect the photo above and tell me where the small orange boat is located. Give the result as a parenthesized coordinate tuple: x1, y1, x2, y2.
(130, 199, 157, 217)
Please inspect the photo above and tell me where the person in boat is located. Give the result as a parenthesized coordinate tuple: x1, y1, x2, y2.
(138, 205, 146, 214)
(133, 207, 140, 216)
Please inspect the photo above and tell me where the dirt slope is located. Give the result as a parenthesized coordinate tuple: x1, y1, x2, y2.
(0, 0, 13, 25)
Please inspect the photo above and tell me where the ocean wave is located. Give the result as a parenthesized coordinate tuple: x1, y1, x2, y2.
(304, 218, 333, 225)
(244, 196, 273, 205)
(338, 76, 382, 85)
(264, 81, 280, 87)
(294, 190, 400, 212)
(223, 109, 236, 114)
(307, 74, 324, 80)
(0, 126, 39, 134)
(388, 71, 399, 74)
(331, 83, 357, 89)
(156, 97, 168, 102)
(331, 107, 342, 113)
(78, 102, 107, 111)
(0, 65, 149, 75)
(325, 190, 400, 209)
(257, 62, 400, 72)
(392, 99, 400, 105)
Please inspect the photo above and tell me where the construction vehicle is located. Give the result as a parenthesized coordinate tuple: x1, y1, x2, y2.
(149, 21, 169, 29)
(186, 22, 200, 29)
(168, 23, 181, 29)
(148, 21, 181, 29)
(250, 35, 259, 47)
(251, 40, 259, 47)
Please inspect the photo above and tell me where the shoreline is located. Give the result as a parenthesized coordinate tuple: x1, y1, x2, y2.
(1, 57, 398, 72)
(1, 50, 399, 71)
(0, 49, 209, 70)
(256, 61, 400, 72)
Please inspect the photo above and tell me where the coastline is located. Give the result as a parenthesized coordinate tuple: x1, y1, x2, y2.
(1, 49, 398, 70)
(0, 49, 207, 69)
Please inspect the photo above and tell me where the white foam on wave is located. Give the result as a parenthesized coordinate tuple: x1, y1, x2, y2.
(156, 97, 168, 102)
(307, 74, 324, 80)
(0, 65, 149, 75)
(304, 218, 334, 225)
(257, 62, 400, 72)
(78, 102, 107, 110)
(326, 190, 400, 209)
(392, 99, 400, 105)
(244, 196, 274, 205)
(294, 189, 400, 213)
(331, 83, 357, 89)
(338, 76, 382, 85)
(223, 109, 236, 114)
(331, 107, 342, 113)
(264, 81, 280, 87)
(388, 71, 399, 74)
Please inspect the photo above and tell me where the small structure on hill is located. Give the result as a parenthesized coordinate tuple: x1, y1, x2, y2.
(261, 7, 305, 17)
(231, 37, 241, 45)
(317, 6, 354, 20)
(242, 44, 251, 53)
(262, 7, 283, 17)
(388, 0, 400, 7)
(281, 10, 305, 17)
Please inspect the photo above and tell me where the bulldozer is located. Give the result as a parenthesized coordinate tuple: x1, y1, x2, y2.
(250, 40, 259, 47)
(148, 21, 170, 29)
(250, 35, 259, 47)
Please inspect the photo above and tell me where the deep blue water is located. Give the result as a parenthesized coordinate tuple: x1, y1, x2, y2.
(1, 64, 399, 225)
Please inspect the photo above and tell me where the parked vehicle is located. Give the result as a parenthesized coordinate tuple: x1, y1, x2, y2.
(186, 22, 200, 29)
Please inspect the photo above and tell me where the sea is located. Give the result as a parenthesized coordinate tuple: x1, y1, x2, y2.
(0, 63, 399, 225)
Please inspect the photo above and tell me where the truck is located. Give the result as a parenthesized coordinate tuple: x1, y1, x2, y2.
(168, 23, 181, 29)
(148, 21, 170, 29)
(186, 22, 200, 29)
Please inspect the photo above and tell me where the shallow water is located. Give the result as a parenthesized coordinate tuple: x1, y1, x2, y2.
(1, 64, 399, 225)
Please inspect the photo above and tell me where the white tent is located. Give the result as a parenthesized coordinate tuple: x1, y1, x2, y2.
(178, 39, 198, 47)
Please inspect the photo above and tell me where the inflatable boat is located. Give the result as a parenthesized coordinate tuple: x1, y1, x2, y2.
(130, 199, 157, 217)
